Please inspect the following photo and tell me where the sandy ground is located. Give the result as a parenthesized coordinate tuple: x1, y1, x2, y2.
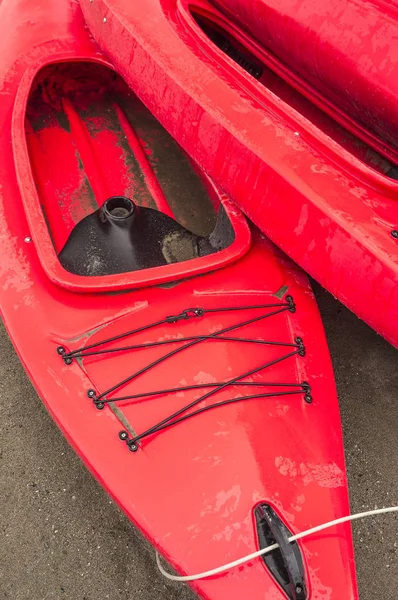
(0, 283, 397, 600)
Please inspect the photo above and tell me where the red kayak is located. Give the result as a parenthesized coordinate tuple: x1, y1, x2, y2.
(0, 0, 357, 598)
(212, 0, 398, 165)
(80, 0, 398, 348)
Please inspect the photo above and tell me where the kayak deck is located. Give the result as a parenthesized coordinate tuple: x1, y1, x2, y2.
(60, 297, 307, 451)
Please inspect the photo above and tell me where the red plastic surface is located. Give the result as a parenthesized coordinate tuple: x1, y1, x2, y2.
(0, 0, 357, 598)
(212, 0, 398, 163)
(80, 0, 398, 347)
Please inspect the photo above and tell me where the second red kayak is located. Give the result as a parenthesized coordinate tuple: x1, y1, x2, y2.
(80, 0, 398, 348)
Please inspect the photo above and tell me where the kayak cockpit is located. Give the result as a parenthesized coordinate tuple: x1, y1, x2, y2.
(14, 61, 250, 291)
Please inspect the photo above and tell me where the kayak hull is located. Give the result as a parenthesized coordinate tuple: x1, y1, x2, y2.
(0, 0, 357, 598)
(80, 0, 398, 348)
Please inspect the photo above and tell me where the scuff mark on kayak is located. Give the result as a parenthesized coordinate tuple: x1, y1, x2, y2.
(212, 521, 243, 542)
(275, 456, 297, 477)
(46, 366, 71, 393)
(275, 457, 344, 487)
(215, 485, 242, 517)
(194, 371, 217, 384)
(291, 493, 305, 513)
(176, 377, 188, 397)
(201, 484, 242, 517)
(301, 462, 345, 488)
(211, 455, 222, 467)
(67, 323, 106, 345)
(0, 236, 33, 293)
(275, 402, 290, 416)
(294, 204, 308, 236)
(186, 524, 202, 539)
(108, 403, 138, 439)
(208, 323, 223, 334)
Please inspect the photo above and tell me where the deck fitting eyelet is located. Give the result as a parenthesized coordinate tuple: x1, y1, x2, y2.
(95, 401, 105, 410)
(285, 295, 296, 312)
(119, 431, 128, 441)
(295, 337, 306, 356)
(391, 229, 398, 239)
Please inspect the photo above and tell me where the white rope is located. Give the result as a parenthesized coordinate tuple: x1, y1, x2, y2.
(156, 505, 398, 582)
